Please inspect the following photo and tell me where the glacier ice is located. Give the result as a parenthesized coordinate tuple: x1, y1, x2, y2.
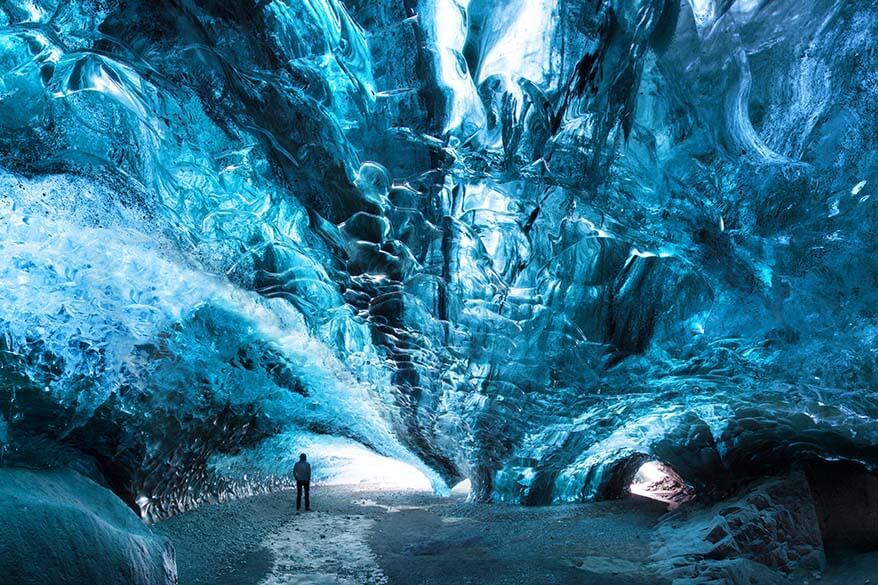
(0, 467, 177, 584)
(1, 0, 878, 519)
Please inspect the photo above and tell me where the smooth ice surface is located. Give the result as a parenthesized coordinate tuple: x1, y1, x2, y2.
(0, 468, 176, 584)
(1, 0, 878, 516)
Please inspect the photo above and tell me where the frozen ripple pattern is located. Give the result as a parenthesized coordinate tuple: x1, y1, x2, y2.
(0, 0, 876, 515)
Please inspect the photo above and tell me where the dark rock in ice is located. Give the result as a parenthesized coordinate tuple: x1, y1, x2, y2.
(805, 460, 878, 553)
(652, 470, 825, 583)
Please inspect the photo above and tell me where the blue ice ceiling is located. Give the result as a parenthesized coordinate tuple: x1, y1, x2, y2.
(1, 0, 877, 519)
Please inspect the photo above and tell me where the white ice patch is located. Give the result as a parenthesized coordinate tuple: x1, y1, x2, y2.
(352, 499, 426, 513)
(475, 0, 559, 88)
(432, 0, 485, 134)
(258, 513, 387, 585)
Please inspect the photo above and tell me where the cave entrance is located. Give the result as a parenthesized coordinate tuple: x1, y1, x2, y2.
(301, 440, 434, 491)
(628, 460, 694, 509)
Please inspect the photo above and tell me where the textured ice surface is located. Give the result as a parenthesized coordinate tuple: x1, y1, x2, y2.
(0, 468, 177, 584)
(1, 0, 878, 517)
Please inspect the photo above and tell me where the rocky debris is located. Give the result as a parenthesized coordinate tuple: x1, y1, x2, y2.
(0, 467, 177, 585)
(651, 470, 825, 584)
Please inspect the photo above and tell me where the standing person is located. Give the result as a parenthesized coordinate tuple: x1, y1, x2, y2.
(293, 453, 311, 512)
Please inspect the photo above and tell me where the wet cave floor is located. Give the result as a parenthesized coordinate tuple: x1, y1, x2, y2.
(155, 485, 878, 585)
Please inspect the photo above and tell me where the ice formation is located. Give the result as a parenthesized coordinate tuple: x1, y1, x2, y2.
(0, 0, 877, 520)
(0, 468, 177, 583)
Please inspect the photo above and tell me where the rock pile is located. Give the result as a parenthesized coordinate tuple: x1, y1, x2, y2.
(652, 470, 825, 584)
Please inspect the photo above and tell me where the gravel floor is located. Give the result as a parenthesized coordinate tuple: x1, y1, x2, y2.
(155, 485, 878, 584)
(155, 485, 670, 584)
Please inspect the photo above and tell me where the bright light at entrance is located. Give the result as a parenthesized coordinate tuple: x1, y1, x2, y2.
(629, 460, 694, 509)
(630, 461, 668, 495)
(306, 439, 433, 491)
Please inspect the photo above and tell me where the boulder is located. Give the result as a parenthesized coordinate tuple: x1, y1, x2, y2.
(652, 470, 824, 583)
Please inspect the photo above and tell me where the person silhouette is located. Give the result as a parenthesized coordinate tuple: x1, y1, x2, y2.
(293, 453, 311, 512)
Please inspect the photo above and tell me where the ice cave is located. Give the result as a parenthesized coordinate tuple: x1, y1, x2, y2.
(0, 0, 877, 583)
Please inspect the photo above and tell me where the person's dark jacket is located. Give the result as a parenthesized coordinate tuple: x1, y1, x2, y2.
(293, 461, 311, 482)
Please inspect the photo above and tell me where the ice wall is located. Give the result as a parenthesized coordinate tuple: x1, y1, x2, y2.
(1, 0, 877, 516)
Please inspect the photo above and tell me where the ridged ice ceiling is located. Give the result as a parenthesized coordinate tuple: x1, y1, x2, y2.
(0, 0, 876, 519)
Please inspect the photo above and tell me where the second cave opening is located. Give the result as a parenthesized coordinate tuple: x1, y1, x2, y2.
(628, 460, 694, 509)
